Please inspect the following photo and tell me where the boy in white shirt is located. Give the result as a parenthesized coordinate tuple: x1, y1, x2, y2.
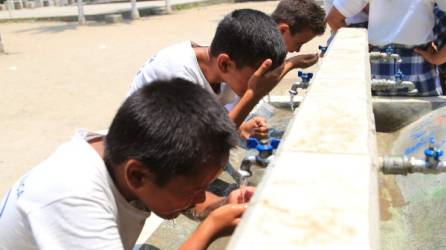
(0, 79, 252, 250)
(327, 0, 446, 96)
(129, 9, 287, 140)
(271, 0, 327, 73)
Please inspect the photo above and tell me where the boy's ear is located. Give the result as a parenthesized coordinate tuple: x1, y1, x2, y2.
(277, 23, 290, 35)
(124, 159, 153, 190)
(216, 53, 235, 73)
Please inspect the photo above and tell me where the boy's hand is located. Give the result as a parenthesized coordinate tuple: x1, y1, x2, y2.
(180, 204, 247, 249)
(239, 117, 268, 139)
(206, 204, 247, 238)
(287, 53, 319, 69)
(415, 43, 444, 65)
(227, 186, 256, 204)
(248, 59, 284, 98)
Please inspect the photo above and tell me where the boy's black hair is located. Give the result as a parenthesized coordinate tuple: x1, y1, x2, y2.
(272, 0, 326, 35)
(105, 78, 238, 186)
(210, 8, 286, 70)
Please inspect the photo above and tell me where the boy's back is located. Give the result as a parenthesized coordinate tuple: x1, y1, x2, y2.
(128, 41, 237, 106)
(0, 130, 150, 250)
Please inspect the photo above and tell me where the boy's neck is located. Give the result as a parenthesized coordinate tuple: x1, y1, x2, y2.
(194, 46, 223, 89)
(89, 139, 138, 202)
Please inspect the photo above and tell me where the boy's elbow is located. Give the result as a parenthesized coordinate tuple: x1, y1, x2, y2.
(326, 8, 347, 33)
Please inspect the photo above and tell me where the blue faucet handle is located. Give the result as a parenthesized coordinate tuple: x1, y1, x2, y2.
(424, 147, 444, 160)
(385, 46, 394, 55)
(395, 70, 404, 81)
(424, 148, 435, 157)
(246, 137, 259, 149)
(297, 71, 314, 82)
(270, 138, 281, 149)
(318, 45, 327, 53)
(435, 149, 444, 159)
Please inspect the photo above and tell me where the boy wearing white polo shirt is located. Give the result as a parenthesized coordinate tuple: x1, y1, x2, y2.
(129, 9, 286, 139)
(0, 79, 251, 250)
(327, 0, 446, 96)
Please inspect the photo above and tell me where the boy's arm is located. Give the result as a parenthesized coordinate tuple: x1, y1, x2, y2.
(180, 204, 246, 250)
(415, 43, 446, 66)
(280, 54, 319, 79)
(326, 0, 368, 32)
(229, 59, 283, 127)
(326, 6, 348, 33)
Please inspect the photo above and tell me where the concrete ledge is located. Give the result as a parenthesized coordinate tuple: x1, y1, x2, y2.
(228, 28, 380, 249)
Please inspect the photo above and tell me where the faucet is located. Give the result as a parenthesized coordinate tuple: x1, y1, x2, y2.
(381, 139, 446, 175)
(239, 137, 281, 179)
(289, 71, 313, 111)
(319, 45, 328, 57)
(370, 46, 417, 95)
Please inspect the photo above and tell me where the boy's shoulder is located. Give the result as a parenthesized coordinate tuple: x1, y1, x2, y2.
(14, 130, 115, 214)
(151, 41, 196, 62)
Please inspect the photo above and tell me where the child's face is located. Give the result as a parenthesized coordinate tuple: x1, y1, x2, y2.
(224, 66, 257, 97)
(281, 26, 317, 53)
(137, 158, 226, 219)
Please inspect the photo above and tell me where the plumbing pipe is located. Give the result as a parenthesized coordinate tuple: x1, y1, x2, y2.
(380, 143, 446, 175)
(371, 79, 417, 93)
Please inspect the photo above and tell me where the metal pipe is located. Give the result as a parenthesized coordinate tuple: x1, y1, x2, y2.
(371, 79, 418, 94)
(381, 156, 446, 175)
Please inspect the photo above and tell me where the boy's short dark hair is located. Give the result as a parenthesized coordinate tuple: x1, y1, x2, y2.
(210, 8, 286, 70)
(272, 0, 326, 35)
(105, 78, 238, 186)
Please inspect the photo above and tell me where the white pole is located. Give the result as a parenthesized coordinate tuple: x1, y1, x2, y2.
(0, 34, 5, 53)
(77, 0, 86, 25)
(165, 0, 171, 14)
(7, 0, 13, 18)
(130, 0, 140, 19)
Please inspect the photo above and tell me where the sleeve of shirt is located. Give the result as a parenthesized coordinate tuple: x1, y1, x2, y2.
(437, 0, 446, 11)
(27, 197, 125, 250)
(333, 0, 369, 18)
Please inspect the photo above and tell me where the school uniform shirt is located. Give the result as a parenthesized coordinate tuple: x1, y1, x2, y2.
(333, 0, 446, 96)
(128, 41, 237, 109)
(0, 130, 150, 250)
(324, 0, 368, 26)
(434, 4, 446, 74)
(333, 0, 446, 46)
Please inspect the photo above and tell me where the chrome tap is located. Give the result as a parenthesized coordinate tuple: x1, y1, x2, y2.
(370, 46, 417, 95)
(289, 71, 313, 111)
(239, 137, 280, 177)
(381, 139, 446, 175)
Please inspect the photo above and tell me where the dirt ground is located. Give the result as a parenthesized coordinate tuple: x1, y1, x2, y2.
(0, 1, 329, 196)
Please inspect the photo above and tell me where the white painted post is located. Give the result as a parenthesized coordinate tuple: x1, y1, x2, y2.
(165, 0, 171, 14)
(130, 0, 140, 19)
(77, 0, 86, 25)
(35, 0, 42, 7)
(0, 34, 5, 53)
(7, 0, 13, 18)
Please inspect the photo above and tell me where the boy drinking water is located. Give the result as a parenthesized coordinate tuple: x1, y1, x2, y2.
(0, 79, 252, 249)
